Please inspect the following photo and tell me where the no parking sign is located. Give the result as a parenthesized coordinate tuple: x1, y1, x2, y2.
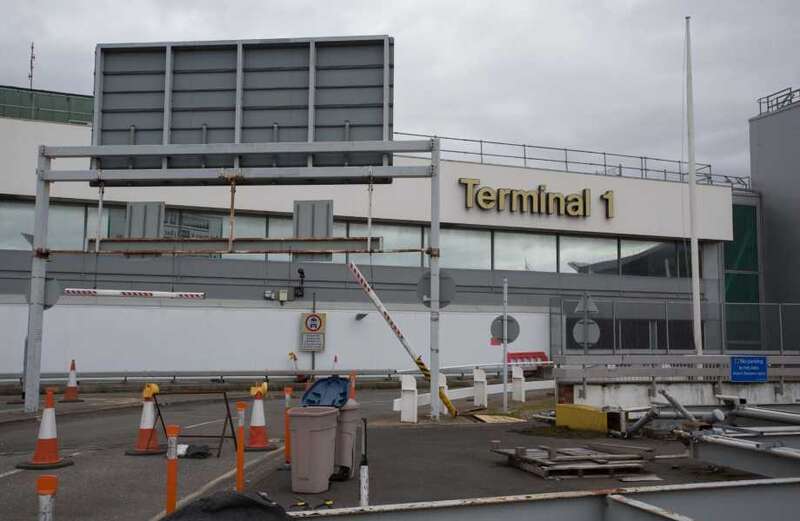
(299, 312, 326, 352)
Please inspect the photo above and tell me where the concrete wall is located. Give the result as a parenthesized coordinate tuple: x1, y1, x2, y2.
(750, 103, 800, 302)
(576, 382, 800, 408)
(0, 297, 548, 374)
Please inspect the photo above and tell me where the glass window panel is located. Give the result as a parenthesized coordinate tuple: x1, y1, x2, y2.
(163, 209, 224, 239)
(107, 207, 127, 238)
(675, 241, 693, 278)
(424, 228, 491, 270)
(0, 201, 84, 250)
(725, 205, 758, 271)
(620, 240, 676, 277)
(350, 222, 421, 267)
(725, 272, 759, 303)
(559, 236, 618, 274)
(493, 231, 557, 272)
(86, 206, 111, 242)
(221, 213, 267, 261)
(267, 216, 293, 262)
(0, 200, 34, 250)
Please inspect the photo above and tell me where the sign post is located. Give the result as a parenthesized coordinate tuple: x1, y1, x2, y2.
(502, 278, 509, 413)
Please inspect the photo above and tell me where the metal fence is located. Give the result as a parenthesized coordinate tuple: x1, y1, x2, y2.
(551, 297, 800, 355)
(758, 87, 800, 115)
(395, 131, 751, 189)
(0, 85, 93, 125)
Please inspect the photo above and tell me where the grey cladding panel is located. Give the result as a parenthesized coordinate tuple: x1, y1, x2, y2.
(293, 200, 334, 262)
(94, 36, 393, 170)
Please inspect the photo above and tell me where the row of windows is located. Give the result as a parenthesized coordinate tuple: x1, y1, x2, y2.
(0, 199, 692, 277)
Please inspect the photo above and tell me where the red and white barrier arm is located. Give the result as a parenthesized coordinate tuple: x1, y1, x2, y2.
(346, 262, 419, 362)
(63, 288, 205, 299)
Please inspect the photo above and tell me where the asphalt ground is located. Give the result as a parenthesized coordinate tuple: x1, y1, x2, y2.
(253, 422, 756, 513)
(0, 389, 399, 520)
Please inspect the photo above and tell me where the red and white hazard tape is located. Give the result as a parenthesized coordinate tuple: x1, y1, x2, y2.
(63, 288, 205, 299)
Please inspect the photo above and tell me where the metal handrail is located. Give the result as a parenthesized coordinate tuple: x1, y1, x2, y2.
(758, 87, 800, 115)
(395, 131, 751, 189)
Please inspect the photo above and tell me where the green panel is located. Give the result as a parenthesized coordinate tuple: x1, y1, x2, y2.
(725, 272, 759, 303)
(725, 205, 758, 271)
(0, 85, 92, 125)
(725, 303, 762, 346)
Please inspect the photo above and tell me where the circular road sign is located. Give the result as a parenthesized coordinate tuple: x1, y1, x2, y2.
(490, 315, 520, 343)
(416, 270, 456, 309)
(572, 318, 600, 345)
(305, 313, 323, 332)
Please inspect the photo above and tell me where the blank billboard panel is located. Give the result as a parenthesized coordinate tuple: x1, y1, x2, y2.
(93, 36, 394, 169)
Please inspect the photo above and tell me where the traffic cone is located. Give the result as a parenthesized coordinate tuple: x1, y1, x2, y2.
(126, 384, 166, 456)
(60, 359, 83, 403)
(16, 389, 74, 469)
(246, 383, 277, 452)
(349, 371, 357, 399)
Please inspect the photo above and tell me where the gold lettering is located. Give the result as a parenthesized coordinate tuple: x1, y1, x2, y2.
(496, 188, 512, 211)
(476, 187, 497, 210)
(547, 192, 565, 215)
(583, 189, 591, 217)
(538, 185, 547, 212)
(565, 193, 584, 216)
(601, 190, 615, 218)
(510, 189, 538, 213)
(459, 178, 481, 209)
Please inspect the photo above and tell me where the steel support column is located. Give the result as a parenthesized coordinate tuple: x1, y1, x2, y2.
(429, 138, 441, 420)
(24, 148, 51, 413)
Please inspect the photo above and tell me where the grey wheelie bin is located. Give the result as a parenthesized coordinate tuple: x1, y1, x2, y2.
(288, 406, 339, 493)
(334, 398, 361, 479)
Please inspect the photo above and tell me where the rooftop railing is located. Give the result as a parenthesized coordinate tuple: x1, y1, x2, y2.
(757, 87, 800, 115)
(0, 85, 93, 125)
(395, 131, 751, 189)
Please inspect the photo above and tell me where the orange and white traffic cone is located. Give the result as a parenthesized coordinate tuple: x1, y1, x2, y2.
(246, 383, 277, 452)
(16, 389, 74, 470)
(349, 371, 357, 399)
(126, 384, 166, 456)
(60, 359, 83, 403)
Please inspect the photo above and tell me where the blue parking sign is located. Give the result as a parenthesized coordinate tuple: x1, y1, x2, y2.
(730, 356, 768, 383)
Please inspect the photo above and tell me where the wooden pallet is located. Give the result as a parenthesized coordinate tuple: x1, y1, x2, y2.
(491, 445, 646, 479)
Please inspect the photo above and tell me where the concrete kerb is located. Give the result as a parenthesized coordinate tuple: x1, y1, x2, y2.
(147, 444, 285, 521)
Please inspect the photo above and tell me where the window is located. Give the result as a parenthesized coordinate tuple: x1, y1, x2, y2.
(620, 240, 679, 277)
(86, 206, 127, 242)
(424, 228, 491, 270)
(221, 213, 267, 261)
(726, 205, 758, 271)
(494, 231, 557, 272)
(350, 222, 422, 267)
(559, 236, 618, 274)
(0, 200, 84, 250)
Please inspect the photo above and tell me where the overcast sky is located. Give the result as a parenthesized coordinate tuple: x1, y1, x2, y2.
(3, 1, 798, 177)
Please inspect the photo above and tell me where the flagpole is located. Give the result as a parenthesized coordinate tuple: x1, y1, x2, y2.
(686, 16, 703, 355)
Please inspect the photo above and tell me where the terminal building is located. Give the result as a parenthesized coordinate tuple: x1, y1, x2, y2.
(0, 78, 796, 376)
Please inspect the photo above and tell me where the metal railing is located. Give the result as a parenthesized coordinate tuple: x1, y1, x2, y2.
(0, 85, 93, 125)
(395, 131, 751, 189)
(553, 353, 800, 384)
(758, 87, 800, 115)
(551, 297, 800, 355)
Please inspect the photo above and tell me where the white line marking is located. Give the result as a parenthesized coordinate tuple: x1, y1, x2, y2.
(146, 448, 284, 521)
(0, 469, 22, 480)
(185, 418, 224, 430)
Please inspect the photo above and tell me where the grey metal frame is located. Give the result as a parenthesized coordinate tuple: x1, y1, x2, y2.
(23, 138, 440, 414)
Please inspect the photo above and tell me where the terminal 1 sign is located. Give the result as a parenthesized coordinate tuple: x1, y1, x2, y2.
(458, 178, 615, 219)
